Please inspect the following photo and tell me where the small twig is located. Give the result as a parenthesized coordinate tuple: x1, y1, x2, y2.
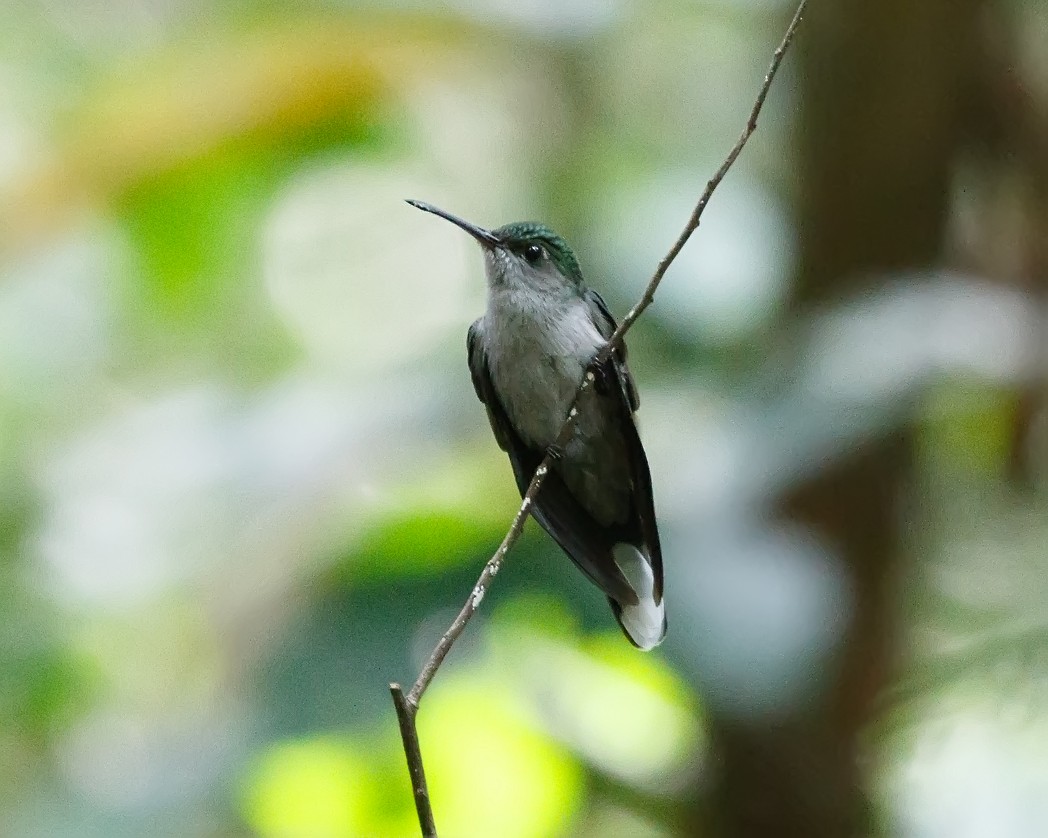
(389, 2, 807, 833)
(390, 684, 437, 837)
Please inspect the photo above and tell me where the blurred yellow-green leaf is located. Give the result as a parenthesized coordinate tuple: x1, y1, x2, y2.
(242, 736, 374, 838)
(420, 676, 584, 838)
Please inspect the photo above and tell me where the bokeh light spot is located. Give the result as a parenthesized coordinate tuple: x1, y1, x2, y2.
(241, 737, 372, 838)
(420, 677, 583, 838)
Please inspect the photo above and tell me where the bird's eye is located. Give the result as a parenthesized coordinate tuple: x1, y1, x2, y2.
(523, 244, 544, 264)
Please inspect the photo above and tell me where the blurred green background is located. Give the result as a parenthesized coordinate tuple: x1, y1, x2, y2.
(2, 0, 1048, 836)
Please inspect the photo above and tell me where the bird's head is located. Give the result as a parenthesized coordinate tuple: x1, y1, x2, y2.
(407, 200, 584, 297)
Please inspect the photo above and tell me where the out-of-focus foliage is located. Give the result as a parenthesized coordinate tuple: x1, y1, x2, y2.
(2, 1, 1048, 836)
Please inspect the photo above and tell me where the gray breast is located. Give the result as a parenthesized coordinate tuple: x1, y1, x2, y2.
(485, 296, 600, 446)
(484, 297, 632, 526)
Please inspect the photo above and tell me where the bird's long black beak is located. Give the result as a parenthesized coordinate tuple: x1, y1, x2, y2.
(406, 199, 501, 247)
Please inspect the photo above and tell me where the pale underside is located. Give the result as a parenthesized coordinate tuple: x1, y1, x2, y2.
(482, 289, 632, 528)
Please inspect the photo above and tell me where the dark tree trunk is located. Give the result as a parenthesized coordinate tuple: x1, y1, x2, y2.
(704, 2, 986, 836)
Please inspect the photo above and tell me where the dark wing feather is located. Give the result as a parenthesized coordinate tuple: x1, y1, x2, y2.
(467, 318, 637, 605)
(467, 320, 512, 452)
(584, 290, 664, 601)
(585, 289, 639, 411)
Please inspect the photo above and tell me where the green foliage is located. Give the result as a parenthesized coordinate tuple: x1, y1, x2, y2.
(917, 378, 1018, 478)
(118, 146, 273, 318)
(242, 737, 376, 838)
(353, 508, 500, 577)
(344, 452, 520, 579)
(3, 3, 1047, 836)
(0, 640, 99, 739)
(420, 677, 584, 838)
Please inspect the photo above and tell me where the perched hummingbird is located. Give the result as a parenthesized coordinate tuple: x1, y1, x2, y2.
(408, 200, 665, 650)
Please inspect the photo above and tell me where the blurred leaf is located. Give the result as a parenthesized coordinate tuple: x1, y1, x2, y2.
(353, 509, 495, 577)
(346, 451, 519, 580)
(241, 736, 374, 838)
(1, 17, 476, 250)
(0, 644, 99, 738)
(493, 592, 581, 641)
(118, 146, 272, 317)
(419, 676, 584, 838)
(489, 603, 703, 788)
(917, 379, 1018, 478)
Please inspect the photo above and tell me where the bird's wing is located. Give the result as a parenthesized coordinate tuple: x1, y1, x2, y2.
(584, 289, 639, 411)
(467, 317, 637, 605)
(467, 320, 512, 452)
(583, 289, 663, 601)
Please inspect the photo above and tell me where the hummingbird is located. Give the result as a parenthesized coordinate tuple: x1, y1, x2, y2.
(408, 200, 665, 650)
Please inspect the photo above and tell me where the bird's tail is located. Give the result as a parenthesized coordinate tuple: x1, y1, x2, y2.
(608, 543, 666, 651)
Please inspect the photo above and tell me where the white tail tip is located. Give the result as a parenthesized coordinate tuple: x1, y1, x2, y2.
(612, 543, 666, 650)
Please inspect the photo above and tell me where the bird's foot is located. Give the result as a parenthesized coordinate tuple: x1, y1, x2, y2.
(545, 443, 564, 462)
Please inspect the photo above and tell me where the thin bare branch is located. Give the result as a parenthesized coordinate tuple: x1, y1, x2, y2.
(390, 684, 437, 837)
(404, 460, 550, 706)
(389, 2, 807, 833)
